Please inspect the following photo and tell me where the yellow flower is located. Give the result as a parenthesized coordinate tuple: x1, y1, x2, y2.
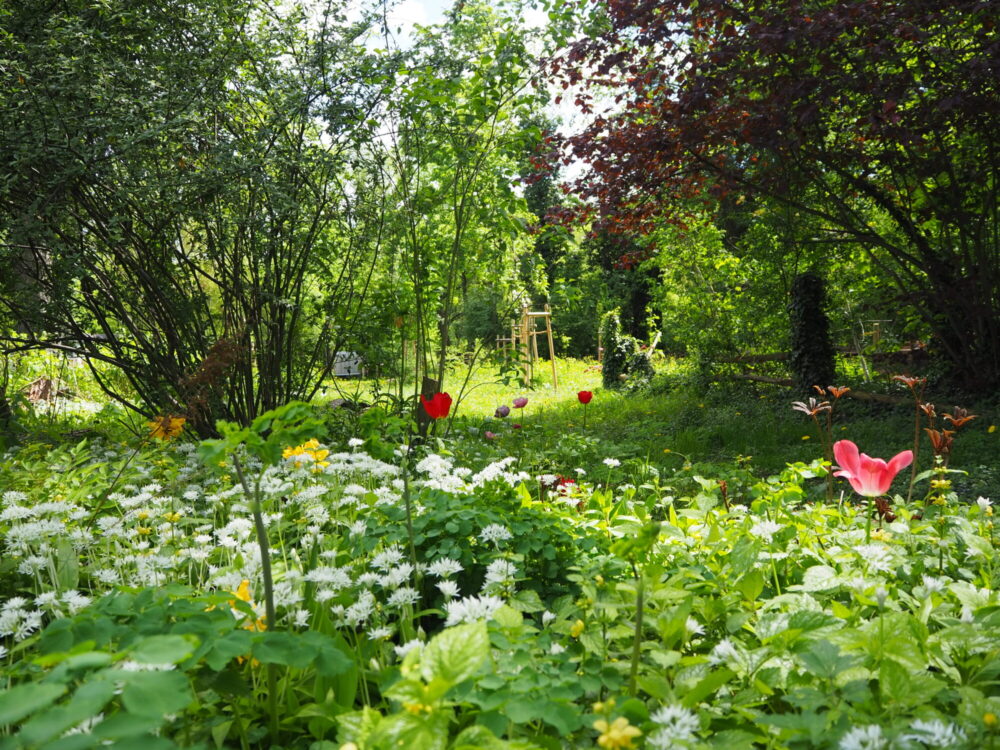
(592, 698, 615, 714)
(985, 712, 998, 729)
(593, 717, 641, 749)
(930, 479, 951, 491)
(137, 526, 152, 536)
(148, 415, 186, 440)
(231, 580, 266, 631)
(570, 619, 585, 638)
(163, 511, 182, 523)
(989, 425, 996, 434)
(403, 702, 433, 715)
(802, 435, 810, 440)
(870, 528, 891, 542)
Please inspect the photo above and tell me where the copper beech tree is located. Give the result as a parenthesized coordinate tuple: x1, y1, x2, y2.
(547, 0, 1000, 389)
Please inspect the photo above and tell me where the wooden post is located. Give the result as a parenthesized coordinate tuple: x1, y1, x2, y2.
(544, 304, 557, 389)
(520, 306, 531, 386)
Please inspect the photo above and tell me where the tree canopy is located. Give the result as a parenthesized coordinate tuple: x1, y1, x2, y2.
(549, 0, 1000, 389)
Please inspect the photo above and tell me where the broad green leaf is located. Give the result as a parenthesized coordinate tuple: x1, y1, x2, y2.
(128, 634, 197, 665)
(300, 631, 354, 677)
(799, 641, 855, 680)
(682, 668, 735, 708)
(253, 631, 318, 669)
(18, 679, 116, 745)
(421, 621, 488, 686)
(0, 683, 67, 726)
(119, 671, 193, 718)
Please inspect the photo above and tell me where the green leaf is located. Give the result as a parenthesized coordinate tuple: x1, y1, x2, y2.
(301, 631, 354, 677)
(18, 679, 116, 745)
(0, 683, 67, 726)
(369, 712, 449, 750)
(510, 589, 544, 613)
(56, 539, 80, 590)
(796, 565, 840, 593)
(736, 569, 764, 601)
(421, 621, 488, 686)
(128, 634, 197, 665)
(119, 671, 193, 718)
(880, 659, 944, 708)
(799, 641, 855, 680)
(539, 701, 582, 734)
(682, 668, 735, 708)
(253, 631, 318, 669)
(205, 630, 253, 671)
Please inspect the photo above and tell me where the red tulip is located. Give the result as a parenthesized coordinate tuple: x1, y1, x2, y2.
(833, 440, 913, 497)
(420, 392, 452, 420)
(578, 390, 593, 404)
(513, 397, 528, 409)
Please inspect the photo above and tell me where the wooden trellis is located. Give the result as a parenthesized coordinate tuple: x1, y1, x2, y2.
(496, 304, 557, 389)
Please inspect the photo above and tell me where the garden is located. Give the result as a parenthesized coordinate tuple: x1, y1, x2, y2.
(2, 0, 999, 749)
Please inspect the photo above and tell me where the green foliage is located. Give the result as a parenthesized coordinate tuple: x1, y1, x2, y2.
(0, 586, 354, 748)
(789, 272, 837, 394)
(0, 0, 397, 431)
(599, 309, 654, 390)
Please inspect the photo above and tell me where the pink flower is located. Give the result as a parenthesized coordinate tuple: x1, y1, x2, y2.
(833, 440, 913, 497)
(484, 431, 497, 441)
(513, 397, 528, 409)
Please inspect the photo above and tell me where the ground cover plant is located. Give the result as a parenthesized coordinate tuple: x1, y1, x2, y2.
(1, 359, 999, 749)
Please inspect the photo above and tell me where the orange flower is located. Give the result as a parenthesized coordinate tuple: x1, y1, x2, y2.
(924, 428, 955, 456)
(893, 374, 927, 391)
(943, 407, 976, 430)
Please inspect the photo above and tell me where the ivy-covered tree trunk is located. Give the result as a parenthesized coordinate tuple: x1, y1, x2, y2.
(788, 272, 835, 394)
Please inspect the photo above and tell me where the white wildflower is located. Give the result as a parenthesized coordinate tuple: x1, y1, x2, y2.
(427, 558, 463, 578)
(436, 580, 460, 599)
(479, 524, 513, 546)
(394, 639, 422, 658)
(839, 724, 889, 750)
(750, 520, 782, 544)
(901, 718, 965, 748)
(444, 595, 504, 626)
(387, 587, 420, 608)
(647, 704, 699, 749)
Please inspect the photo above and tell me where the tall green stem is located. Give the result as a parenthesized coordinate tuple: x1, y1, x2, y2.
(907, 399, 921, 503)
(628, 563, 644, 697)
(232, 456, 279, 740)
(865, 496, 874, 543)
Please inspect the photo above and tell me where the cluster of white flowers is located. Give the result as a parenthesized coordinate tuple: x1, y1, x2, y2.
(479, 524, 513, 546)
(482, 559, 517, 595)
(426, 557, 463, 578)
(839, 724, 888, 750)
(902, 719, 966, 748)
(646, 704, 699, 749)
(444, 594, 504, 626)
(749, 520, 782, 543)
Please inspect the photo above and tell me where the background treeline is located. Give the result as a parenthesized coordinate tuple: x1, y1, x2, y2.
(3, 0, 997, 433)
